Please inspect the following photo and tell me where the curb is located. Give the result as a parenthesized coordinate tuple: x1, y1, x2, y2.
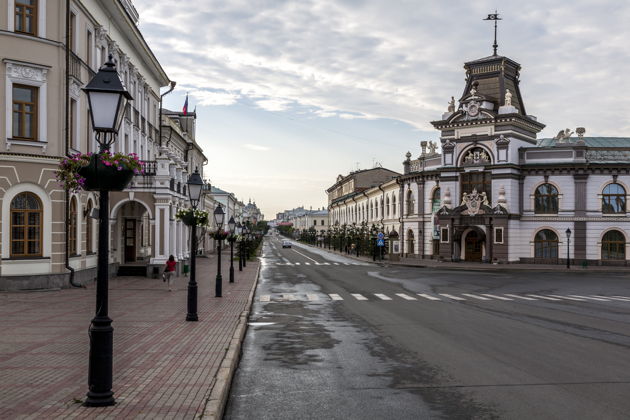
(201, 260, 262, 419)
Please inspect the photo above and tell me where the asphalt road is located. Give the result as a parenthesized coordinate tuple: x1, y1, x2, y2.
(224, 235, 630, 420)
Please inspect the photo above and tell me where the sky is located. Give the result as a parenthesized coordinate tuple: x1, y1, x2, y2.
(133, 0, 630, 219)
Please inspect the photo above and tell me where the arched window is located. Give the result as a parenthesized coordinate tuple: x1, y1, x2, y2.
(406, 190, 414, 215)
(370, 201, 374, 219)
(386, 196, 390, 217)
(407, 229, 414, 254)
(69, 197, 77, 255)
(534, 229, 558, 258)
(602, 230, 625, 260)
(535, 184, 559, 214)
(10, 192, 42, 257)
(432, 188, 441, 213)
(86, 201, 93, 253)
(602, 183, 626, 214)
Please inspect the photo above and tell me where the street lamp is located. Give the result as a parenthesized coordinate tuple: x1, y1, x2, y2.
(236, 222, 243, 272)
(185, 168, 203, 322)
(566, 228, 572, 269)
(242, 225, 248, 268)
(83, 55, 132, 407)
(214, 205, 225, 297)
(228, 216, 236, 283)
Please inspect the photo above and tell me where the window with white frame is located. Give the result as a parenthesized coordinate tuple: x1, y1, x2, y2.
(494, 227, 504, 244)
(6, 61, 48, 148)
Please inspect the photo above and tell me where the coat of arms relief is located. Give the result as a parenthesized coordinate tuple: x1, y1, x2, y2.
(461, 189, 489, 216)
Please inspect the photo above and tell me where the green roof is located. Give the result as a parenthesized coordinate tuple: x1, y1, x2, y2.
(537, 137, 630, 147)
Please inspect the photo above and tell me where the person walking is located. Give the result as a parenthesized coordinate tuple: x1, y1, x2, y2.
(163, 255, 177, 291)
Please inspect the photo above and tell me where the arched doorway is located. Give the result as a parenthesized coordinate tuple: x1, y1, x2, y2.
(407, 229, 414, 255)
(464, 230, 483, 262)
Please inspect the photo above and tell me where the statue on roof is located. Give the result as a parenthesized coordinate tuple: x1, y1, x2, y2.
(447, 96, 455, 113)
(505, 89, 512, 106)
(553, 128, 574, 141)
(428, 141, 438, 155)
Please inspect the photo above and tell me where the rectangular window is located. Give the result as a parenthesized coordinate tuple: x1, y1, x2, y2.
(494, 227, 504, 244)
(313, 220, 317, 226)
(440, 227, 449, 243)
(70, 99, 77, 149)
(460, 171, 492, 198)
(12, 84, 38, 140)
(69, 12, 76, 52)
(86, 30, 93, 67)
(15, 0, 37, 35)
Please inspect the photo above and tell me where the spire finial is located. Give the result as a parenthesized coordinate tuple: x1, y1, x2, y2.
(483, 11, 502, 56)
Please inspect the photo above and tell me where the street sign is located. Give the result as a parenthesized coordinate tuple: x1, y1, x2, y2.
(377, 232, 384, 240)
(377, 238, 385, 247)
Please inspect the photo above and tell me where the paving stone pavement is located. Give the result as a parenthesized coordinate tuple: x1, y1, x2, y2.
(0, 254, 259, 420)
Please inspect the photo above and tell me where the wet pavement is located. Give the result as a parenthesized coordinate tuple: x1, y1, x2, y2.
(224, 236, 630, 419)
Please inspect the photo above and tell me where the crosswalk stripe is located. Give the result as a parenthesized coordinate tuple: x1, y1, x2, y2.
(351, 293, 368, 301)
(480, 294, 513, 301)
(527, 294, 562, 301)
(307, 294, 319, 301)
(612, 295, 630, 300)
(283, 293, 297, 301)
(396, 293, 417, 301)
(417, 293, 441, 301)
(596, 295, 630, 301)
(548, 295, 586, 301)
(462, 293, 490, 301)
(439, 293, 466, 301)
(333, 263, 340, 265)
(295, 262, 300, 266)
(569, 295, 610, 302)
(323, 262, 330, 265)
(504, 294, 538, 301)
(304, 262, 311, 265)
(329, 293, 343, 301)
(260, 295, 271, 302)
(374, 293, 392, 300)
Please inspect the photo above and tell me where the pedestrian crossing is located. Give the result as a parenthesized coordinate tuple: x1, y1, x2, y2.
(257, 292, 630, 304)
(271, 262, 367, 266)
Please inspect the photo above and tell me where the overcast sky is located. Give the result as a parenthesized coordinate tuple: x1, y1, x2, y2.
(134, 0, 630, 219)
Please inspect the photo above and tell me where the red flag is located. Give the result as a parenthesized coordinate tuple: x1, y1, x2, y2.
(182, 94, 188, 115)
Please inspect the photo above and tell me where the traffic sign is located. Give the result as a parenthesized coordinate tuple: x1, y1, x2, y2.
(377, 239, 385, 247)
(377, 232, 384, 240)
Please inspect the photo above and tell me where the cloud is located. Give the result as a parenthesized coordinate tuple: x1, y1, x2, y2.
(242, 144, 270, 151)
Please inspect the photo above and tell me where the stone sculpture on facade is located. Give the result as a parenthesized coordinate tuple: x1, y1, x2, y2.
(505, 89, 512, 106)
(448, 96, 455, 112)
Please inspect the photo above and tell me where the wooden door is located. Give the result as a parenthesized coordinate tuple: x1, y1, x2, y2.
(465, 230, 483, 262)
(124, 218, 136, 263)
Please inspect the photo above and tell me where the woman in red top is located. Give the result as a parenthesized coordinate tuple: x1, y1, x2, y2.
(164, 255, 177, 291)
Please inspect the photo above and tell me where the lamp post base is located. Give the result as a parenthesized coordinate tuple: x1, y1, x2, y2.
(85, 317, 115, 407)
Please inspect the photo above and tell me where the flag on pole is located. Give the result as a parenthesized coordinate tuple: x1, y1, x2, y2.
(182, 94, 188, 115)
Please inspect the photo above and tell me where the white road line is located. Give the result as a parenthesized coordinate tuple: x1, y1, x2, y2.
(304, 262, 311, 266)
(323, 263, 331, 265)
(374, 293, 392, 300)
(291, 248, 320, 263)
(294, 262, 301, 266)
(548, 295, 587, 301)
(480, 294, 513, 301)
(351, 293, 368, 301)
(504, 294, 538, 301)
(612, 295, 630, 300)
(333, 263, 340, 265)
(462, 293, 491, 301)
(329, 293, 343, 301)
(569, 295, 610, 302)
(260, 295, 271, 302)
(344, 263, 350, 265)
(396, 293, 417, 301)
(307, 294, 319, 301)
(417, 293, 441, 301)
(439, 293, 466, 301)
(283, 293, 297, 301)
(596, 295, 630, 301)
(527, 294, 562, 301)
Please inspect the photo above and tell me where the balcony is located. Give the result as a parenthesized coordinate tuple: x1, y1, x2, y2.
(140, 160, 156, 176)
(69, 52, 82, 82)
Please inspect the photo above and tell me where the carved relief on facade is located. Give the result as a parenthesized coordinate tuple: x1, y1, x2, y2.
(461, 147, 491, 166)
(6, 62, 48, 82)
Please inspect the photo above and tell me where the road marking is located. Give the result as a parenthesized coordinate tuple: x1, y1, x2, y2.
(351, 293, 368, 301)
(323, 262, 331, 265)
(344, 263, 350, 265)
(548, 295, 587, 301)
(504, 294, 538, 301)
(374, 293, 392, 300)
(333, 263, 340, 265)
(597, 295, 630, 301)
(304, 262, 311, 265)
(480, 294, 513, 301)
(568, 295, 610, 302)
(291, 248, 320, 263)
(329, 293, 343, 301)
(439, 293, 466, 301)
(283, 293, 297, 301)
(462, 293, 491, 301)
(417, 293, 441, 301)
(260, 295, 271, 302)
(396, 293, 417, 301)
(612, 295, 630, 300)
(294, 262, 301, 266)
(307, 294, 319, 301)
(526, 294, 562, 301)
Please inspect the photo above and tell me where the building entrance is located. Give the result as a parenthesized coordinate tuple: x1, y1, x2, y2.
(464, 230, 483, 262)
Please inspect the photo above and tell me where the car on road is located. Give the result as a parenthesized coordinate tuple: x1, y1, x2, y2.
(282, 240, 291, 248)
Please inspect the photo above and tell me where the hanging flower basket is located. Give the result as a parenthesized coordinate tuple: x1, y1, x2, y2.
(175, 209, 209, 227)
(56, 152, 143, 192)
(211, 230, 229, 240)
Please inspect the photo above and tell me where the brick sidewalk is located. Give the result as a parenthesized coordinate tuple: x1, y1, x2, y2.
(0, 254, 259, 419)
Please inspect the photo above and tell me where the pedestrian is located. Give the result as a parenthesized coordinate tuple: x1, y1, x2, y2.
(163, 255, 177, 291)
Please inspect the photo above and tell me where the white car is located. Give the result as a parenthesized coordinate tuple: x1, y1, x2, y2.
(282, 240, 291, 248)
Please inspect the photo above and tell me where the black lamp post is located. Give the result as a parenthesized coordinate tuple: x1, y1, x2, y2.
(186, 169, 203, 322)
(83, 56, 132, 407)
(236, 222, 243, 272)
(566, 228, 572, 269)
(242, 225, 248, 267)
(228, 216, 236, 283)
(214, 205, 225, 297)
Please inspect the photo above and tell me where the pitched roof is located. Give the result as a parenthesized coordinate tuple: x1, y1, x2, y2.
(536, 137, 630, 148)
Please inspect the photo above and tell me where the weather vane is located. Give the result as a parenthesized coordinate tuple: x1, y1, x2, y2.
(483, 11, 502, 56)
